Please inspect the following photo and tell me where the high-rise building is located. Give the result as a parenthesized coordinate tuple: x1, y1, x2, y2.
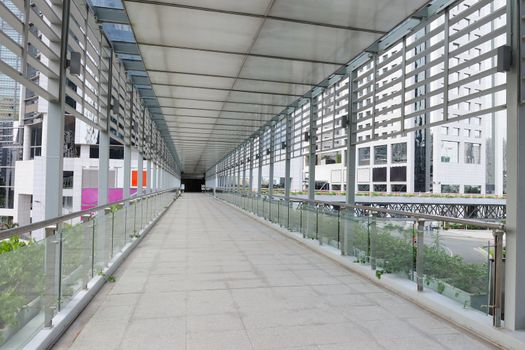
(0, 0, 22, 225)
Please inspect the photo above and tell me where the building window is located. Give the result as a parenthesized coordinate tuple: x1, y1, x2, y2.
(358, 147, 370, 166)
(63, 196, 73, 210)
(441, 184, 460, 193)
(441, 126, 448, 135)
(0, 187, 14, 209)
(473, 130, 481, 138)
(374, 184, 387, 192)
(331, 184, 341, 191)
(63, 171, 74, 189)
(465, 143, 481, 164)
(451, 127, 460, 136)
(372, 167, 387, 182)
(463, 129, 471, 137)
(464, 185, 481, 194)
(391, 184, 407, 192)
(441, 141, 459, 163)
(374, 145, 387, 164)
(391, 143, 407, 163)
(470, 117, 481, 125)
(390, 166, 407, 182)
(358, 184, 370, 192)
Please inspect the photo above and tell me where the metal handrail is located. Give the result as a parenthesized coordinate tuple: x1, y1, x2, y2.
(215, 189, 505, 231)
(0, 187, 181, 241)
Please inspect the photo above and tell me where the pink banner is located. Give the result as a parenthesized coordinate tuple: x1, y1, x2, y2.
(81, 188, 137, 211)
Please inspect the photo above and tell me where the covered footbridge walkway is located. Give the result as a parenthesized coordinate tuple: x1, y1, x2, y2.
(54, 194, 493, 350)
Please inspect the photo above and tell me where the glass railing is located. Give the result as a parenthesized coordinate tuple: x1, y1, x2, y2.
(213, 188, 505, 328)
(0, 188, 180, 349)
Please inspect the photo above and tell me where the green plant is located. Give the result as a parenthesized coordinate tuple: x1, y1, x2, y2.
(97, 270, 116, 283)
(109, 204, 122, 213)
(375, 269, 384, 279)
(348, 223, 489, 296)
(437, 281, 446, 294)
(0, 236, 27, 254)
(0, 237, 44, 331)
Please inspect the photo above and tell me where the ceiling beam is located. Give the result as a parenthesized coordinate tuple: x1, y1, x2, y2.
(173, 138, 241, 144)
(166, 122, 262, 129)
(152, 83, 303, 97)
(137, 42, 345, 65)
(146, 69, 317, 86)
(157, 106, 276, 116)
(162, 114, 267, 122)
(155, 97, 288, 107)
(168, 128, 255, 135)
(124, 0, 387, 35)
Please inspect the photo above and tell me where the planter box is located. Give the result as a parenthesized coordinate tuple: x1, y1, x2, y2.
(0, 297, 41, 346)
(423, 276, 488, 312)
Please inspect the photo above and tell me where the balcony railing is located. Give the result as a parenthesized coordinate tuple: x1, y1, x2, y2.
(0, 188, 180, 349)
(213, 189, 505, 329)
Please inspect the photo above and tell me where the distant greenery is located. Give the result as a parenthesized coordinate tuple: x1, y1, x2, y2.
(288, 190, 505, 199)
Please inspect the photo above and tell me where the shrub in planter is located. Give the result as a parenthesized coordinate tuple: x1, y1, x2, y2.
(0, 237, 44, 342)
(423, 244, 488, 295)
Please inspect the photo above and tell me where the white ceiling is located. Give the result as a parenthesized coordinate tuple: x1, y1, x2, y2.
(123, 0, 431, 175)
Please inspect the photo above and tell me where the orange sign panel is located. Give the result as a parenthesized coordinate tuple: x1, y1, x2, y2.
(131, 170, 147, 187)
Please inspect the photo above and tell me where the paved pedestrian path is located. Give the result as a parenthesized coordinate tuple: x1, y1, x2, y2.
(54, 193, 494, 350)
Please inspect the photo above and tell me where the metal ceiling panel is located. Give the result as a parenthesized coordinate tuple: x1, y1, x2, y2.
(122, 0, 432, 173)
(148, 72, 236, 89)
(139, 46, 246, 77)
(238, 56, 340, 86)
(221, 102, 284, 115)
(142, 0, 274, 15)
(154, 86, 231, 101)
(232, 79, 312, 97)
(163, 108, 221, 118)
(226, 90, 299, 107)
(269, 0, 425, 32)
(126, 2, 263, 52)
(252, 19, 381, 64)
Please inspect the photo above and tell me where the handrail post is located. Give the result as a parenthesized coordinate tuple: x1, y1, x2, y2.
(318, 206, 322, 245)
(81, 214, 92, 289)
(493, 229, 504, 327)
(369, 213, 376, 270)
(43, 225, 58, 328)
(416, 219, 425, 292)
(104, 207, 114, 258)
(341, 207, 347, 255)
(90, 216, 96, 277)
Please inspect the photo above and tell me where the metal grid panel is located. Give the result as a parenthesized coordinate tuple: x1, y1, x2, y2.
(274, 117, 286, 162)
(261, 126, 271, 165)
(0, 0, 178, 173)
(351, 0, 506, 145)
(290, 102, 310, 158)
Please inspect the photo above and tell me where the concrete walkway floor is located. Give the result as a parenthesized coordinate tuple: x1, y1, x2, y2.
(54, 193, 495, 350)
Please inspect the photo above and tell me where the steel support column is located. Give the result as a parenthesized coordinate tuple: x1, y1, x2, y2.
(153, 162, 158, 192)
(242, 146, 247, 192)
(269, 124, 275, 199)
(257, 133, 263, 194)
(249, 140, 254, 192)
(346, 78, 356, 206)
(124, 145, 131, 199)
(137, 153, 143, 196)
(146, 158, 152, 193)
(504, 0, 525, 330)
(308, 98, 317, 202)
(42, 0, 71, 222)
(342, 77, 356, 255)
(284, 113, 292, 199)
